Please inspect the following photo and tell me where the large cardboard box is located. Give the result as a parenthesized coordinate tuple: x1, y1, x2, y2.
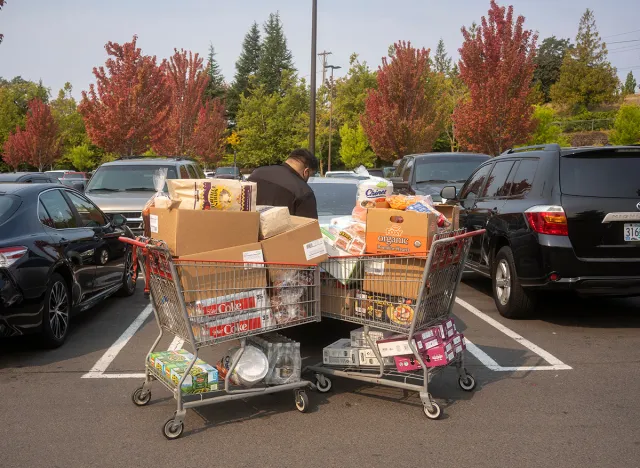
(149, 207, 259, 256)
(362, 256, 427, 299)
(365, 208, 437, 255)
(178, 243, 267, 303)
(261, 216, 328, 265)
(320, 281, 355, 318)
(351, 290, 416, 327)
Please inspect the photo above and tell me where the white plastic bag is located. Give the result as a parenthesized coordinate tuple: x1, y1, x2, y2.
(352, 166, 393, 222)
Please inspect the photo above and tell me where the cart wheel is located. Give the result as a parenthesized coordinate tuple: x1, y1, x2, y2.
(162, 417, 184, 440)
(131, 387, 151, 406)
(458, 373, 476, 392)
(423, 402, 442, 420)
(295, 390, 309, 413)
(315, 375, 332, 393)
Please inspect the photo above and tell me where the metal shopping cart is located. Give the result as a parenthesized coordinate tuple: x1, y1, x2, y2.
(120, 237, 321, 439)
(307, 229, 484, 420)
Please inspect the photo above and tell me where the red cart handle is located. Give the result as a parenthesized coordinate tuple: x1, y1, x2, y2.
(118, 237, 149, 249)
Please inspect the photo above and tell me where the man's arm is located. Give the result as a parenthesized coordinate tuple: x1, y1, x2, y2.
(294, 192, 318, 219)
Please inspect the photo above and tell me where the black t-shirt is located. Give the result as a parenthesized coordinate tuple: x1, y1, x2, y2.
(248, 164, 318, 219)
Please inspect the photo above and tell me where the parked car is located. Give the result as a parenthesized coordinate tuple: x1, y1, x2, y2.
(85, 157, 205, 235)
(204, 171, 216, 178)
(391, 153, 490, 202)
(308, 177, 358, 225)
(382, 167, 395, 179)
(0, 172, 61, 184)
(45, 170, 73, 181)
(324, 171, 369, 181)
(0, 183, 137, 347)
(214, 167, 242, 180)
(60, 171, 90, 191)
(441, 144, 640, 319)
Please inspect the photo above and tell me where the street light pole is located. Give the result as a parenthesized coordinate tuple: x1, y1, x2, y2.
(325, 64, 341, 173)
(309, 0, 317, 154)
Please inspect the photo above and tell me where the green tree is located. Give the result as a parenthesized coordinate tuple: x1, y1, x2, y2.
(339, 123, 375, 169)
(0, 76, 49, 149)
(527, 105, 569, 146)
(609, 104, 640, 145)
(235, 71, 308, 167)
(227, 22, 262, 121)
(205, 44, 226, 100)
(433, 39, 452, 75)
(533, 36, 572, 102)
(66, 143, 96, 171)
(433, 73, 467, 152)
(257, 12, 295, 94)
(550, 9, 619, 112)
(334, 54, 377, 129)
(623, 71, 637, 95)
(50, 83, 87, 152)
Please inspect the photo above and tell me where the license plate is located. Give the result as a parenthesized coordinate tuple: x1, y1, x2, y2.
(624, 223, 640, 242)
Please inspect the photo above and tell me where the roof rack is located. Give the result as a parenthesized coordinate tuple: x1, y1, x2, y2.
(114, 155, 197, 162)
(502, 144, 560, 155)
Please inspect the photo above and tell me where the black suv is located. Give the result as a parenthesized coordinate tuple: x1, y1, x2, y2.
(441, 144, 640, 318)
(392, 153, 490, 202)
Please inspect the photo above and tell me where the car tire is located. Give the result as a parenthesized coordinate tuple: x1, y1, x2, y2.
(492, 246, 536, 319)
(41, 273, 71, 348)
(116, 248, 138, 297)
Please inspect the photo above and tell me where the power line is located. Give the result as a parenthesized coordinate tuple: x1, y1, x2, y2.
(609, 46, 640, 54)
(607, 39, 640, 45)
(603, 28, 640, 39)
(616, 64, 640, 71)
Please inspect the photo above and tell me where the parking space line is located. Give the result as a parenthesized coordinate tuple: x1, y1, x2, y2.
(455, 298, 572, 371)
(168, 336, 184, 351)
(81, 305, 153, 379)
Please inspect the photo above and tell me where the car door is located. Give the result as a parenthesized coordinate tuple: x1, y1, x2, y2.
(64, 190, 127, 293)
(473, 160, 517, 267)
(186, 165, 197, 179)
(457, 163, 493, 264)
(38, 189, 99, 301)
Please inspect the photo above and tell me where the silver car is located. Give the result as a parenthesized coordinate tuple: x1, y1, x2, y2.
(85, 157, 205, 234)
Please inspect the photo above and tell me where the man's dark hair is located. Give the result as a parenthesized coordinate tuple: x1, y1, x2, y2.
(287, 148, 318, 172)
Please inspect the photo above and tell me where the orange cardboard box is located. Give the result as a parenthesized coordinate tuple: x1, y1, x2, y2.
(365, 208, 438, 255)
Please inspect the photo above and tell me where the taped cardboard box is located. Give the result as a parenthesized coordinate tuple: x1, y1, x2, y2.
(365, 208, 438, 255)
(320, 281, 356, 318)
(149, 207, 259, 256)
(362, 257, 427, 300)
(261, 216, 328, 266)
(178, 242, 267, 303)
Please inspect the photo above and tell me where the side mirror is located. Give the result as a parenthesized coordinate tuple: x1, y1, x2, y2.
(441, 186, 457, 201)
(111, 214, 127, 228)
(72, 182, 85, 192)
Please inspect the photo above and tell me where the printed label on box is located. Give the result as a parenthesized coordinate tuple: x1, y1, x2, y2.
(149, 214, 158, 233)
(364, 260, 385, 276)
(304, 238, 327, 261)
(242, 249, 264, 269)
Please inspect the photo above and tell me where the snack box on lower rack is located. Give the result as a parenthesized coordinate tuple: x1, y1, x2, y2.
(149, 349, 192, 376)
(148, 350, 219, 393)
(323, 338, 358, 366)
(356, 347, 395, 367)
(350, 327, 394, 348)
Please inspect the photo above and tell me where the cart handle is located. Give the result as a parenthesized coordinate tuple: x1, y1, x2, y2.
(118, 237, 149, 249)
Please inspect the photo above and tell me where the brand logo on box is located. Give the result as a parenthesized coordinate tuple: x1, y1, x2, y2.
(365, 188, 388, 198)
(386, 224, 403, 236)
(201, 296, 257, 315)
(209, 315, 262, 337)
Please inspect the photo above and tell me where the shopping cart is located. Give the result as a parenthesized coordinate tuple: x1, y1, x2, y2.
(307, 229, 484, 420)
(120, 237, 321, 440)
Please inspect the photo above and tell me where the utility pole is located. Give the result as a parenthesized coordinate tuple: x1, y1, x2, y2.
(309, 0, 318, 155)
(325, 64, 341, 173)
(318, 50, 332, 85)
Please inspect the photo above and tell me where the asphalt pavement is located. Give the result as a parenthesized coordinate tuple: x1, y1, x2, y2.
(1, 274, 639, 468)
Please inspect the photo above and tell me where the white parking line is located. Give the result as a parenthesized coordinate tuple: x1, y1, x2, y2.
(168, 336, 184, 351)
(455, 298, 572, 371)
(81, 305, 153, 379)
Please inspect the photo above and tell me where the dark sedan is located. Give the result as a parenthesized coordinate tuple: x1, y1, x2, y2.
(0, 184, 137, 347)
(0, 172, 60, 184)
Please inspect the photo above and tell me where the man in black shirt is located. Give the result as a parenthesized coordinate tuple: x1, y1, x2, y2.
(248, 148, 319, 219)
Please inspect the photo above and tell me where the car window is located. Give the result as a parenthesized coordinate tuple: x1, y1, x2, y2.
(85, 165, 179, 192)
(394, 158, 408, 178)
(309, 182, 358, 217)
(179, 165, 189, 179)
(193, 165, 206, 178)
(509, 159, 538, 197)
(66, 192, 106, 227)
(482, 161, 516, 198)
(186, 165, 197, 179)
(402, 158, 414, 182)
(459, 164, 492, 202)
(560, 151, 640, 198)
(0, 195, 20, 225)
(39, 190, 78, 229)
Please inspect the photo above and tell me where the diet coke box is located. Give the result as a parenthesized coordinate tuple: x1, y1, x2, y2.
(376, 335, 418, 358)
(193, 289, 270, 317)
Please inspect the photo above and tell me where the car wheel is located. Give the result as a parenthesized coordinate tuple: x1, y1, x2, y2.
(116, 248, 138, 297)
(492, 246, 536, 319)
(41, 273, 71, 348)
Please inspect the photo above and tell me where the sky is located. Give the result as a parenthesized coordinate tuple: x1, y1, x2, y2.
(1, 0, 639, 99)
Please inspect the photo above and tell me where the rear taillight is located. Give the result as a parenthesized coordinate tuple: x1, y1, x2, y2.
(0, 246, 28, 268)
(524, 206, 568, 236)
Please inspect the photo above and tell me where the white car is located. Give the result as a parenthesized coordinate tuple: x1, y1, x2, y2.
(324, 171, 369, 181)
(307, 177, 359, 225)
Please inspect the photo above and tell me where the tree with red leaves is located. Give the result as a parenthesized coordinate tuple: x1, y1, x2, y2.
(361, 41, 440, 162)
(155, 49, 210, 156)
(2, 99, 60, 171)
(189, 99, 227, 166)
(453, 1, 538, 155)
(79, 36, 169, 156)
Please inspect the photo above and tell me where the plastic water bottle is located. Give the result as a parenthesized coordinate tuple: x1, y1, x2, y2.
(281, 343, 294, 381)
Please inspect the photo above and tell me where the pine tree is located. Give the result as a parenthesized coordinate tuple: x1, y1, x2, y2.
(227, 22, 262, 121)
(433, 39, 452, 75)
(623, 71, 637, 95)
(205, 44, 226, 100)
(257, 12, 295, 94)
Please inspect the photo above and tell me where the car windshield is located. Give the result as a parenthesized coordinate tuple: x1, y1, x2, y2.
(309, 182, 357, 217)
(561, 151, 640, 198)
(415, 157, 489, 184)
(86, 165, 178, 192)
(64, 173, 85, 179)
(47, 171, 66, 179)
(0, 195, 19, 225)
(216, 167, 239, 175)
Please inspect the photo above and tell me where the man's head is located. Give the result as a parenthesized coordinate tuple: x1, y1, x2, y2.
(285, 148, 318, 182)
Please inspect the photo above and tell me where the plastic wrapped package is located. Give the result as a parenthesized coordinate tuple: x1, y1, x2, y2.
(249, 333, 303, 385)
(351, 166, 394, 222)
(256, 205, 292, 239)
(167, 179, 256, 211)
(406, 201, 451, 228)
(142, 168, 169, 237)
(323, 218, 366, 256)
(218, 345, 269, 387)
(269, 270, 315, 324)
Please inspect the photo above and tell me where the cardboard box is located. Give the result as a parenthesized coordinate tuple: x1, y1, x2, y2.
(356, 347, 395, 367)
(191, 308, 274, 341)
(424, 339, 456, 367)
(169, 360, 219, 394)
(451, 332, 466, 355)
(323, 338, 359, 366)
(149, 207, 259, 256)
(394, 354, 423, 372)
(261, 216, 328, 266)
(350, 327, 393, 348)
(365, 208, 438, 255)
(321, 281, 356, 318)
(179, 243, 267, 303)
(362, 257, 426, 299)
(352, 291, 416, 327)
(376, 335, 418, 358)
(321, 227, 361, 284)
(436, 204, 460, 231)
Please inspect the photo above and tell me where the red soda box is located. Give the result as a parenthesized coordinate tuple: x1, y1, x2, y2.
(394, 354, 423, 372)
(443, 317, 456, 339)
(451, 332, 466, 355)
(424, 339, 456, 367)
(413, 324, 446, 353)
